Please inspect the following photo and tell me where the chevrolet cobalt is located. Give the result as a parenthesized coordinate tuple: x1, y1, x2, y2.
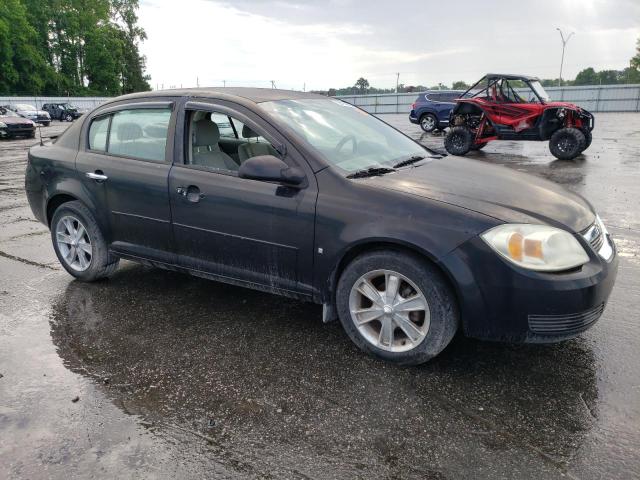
(25, 88, 618, 364)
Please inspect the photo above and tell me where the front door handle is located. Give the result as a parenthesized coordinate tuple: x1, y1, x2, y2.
(176, 185, 204, 202)
(86, 171, 108, 182)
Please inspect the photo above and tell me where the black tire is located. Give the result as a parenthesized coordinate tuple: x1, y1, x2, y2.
(444, 126, 474, 156)
(336, 250, 459, 365)
(549, 127, 586, 160)
(64, 114, 73, 122)
(29, 131, 36, 139)
(51, 201, 119, 281)
(42, 121, 50, 127)
(419, 113, 438, 133)
(581, 129, 592, 152)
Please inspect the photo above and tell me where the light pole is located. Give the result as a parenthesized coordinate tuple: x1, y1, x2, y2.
(556, 28, 574, 87)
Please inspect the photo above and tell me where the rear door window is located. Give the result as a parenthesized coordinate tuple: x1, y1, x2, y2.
(107, 109, 171, 162)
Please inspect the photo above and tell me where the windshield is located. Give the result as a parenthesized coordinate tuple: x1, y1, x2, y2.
(0, 109, 19, 118)
(529, 81, 550, 102)
(260, 98, 429, 173)
(15, 104, 36, 111)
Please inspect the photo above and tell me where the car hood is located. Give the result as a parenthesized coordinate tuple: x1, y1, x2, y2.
(361, 157, 595, 232)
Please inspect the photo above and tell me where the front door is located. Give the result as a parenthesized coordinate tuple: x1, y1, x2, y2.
(168, 102, 317, 296)
(75, 101, 176, 263)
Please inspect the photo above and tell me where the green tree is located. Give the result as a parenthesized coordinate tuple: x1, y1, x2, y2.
(452, 80, 469, 90)
(630, 37, 640, 75)
(573, 67, 598, 86)
(354, 77, 369, 93)
(0, 0, 48, 94)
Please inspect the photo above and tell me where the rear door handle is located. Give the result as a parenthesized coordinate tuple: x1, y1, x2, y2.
(86, 171, 108, 182)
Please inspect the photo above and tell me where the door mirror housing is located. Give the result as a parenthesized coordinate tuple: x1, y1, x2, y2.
(238, 155, 305, 187)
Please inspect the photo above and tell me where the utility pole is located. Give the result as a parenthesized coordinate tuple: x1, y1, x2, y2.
(303, 82, 306, 92)
(196, 77, 199, 87)
(271, 80, 276, 89)
(223, 80, 226, 87)
(396, 72, 400, 93)
(556, 28, 574, 87)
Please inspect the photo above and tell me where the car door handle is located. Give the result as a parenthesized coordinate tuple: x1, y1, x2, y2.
(86, 171, 108, 182)
(176, 186, 204, 202)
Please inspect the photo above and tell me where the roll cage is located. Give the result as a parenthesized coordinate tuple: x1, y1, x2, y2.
(459, 74, 547, 104)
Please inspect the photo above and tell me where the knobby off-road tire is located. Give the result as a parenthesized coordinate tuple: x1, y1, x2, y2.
(336, 250, 459, 365)
(51, 200, 119, 281)
(581, 129, 592, 152)
(444, 126, 474, 156)
(549, 127, 586, 160)
(420, 113, 438, 133)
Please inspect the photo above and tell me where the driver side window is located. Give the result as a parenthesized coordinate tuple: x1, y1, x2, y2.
(185, 110, 280, 174)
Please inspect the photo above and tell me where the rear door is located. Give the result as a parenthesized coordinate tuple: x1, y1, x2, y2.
(75, 100, 177, 263)
(168, 99, 318, 297)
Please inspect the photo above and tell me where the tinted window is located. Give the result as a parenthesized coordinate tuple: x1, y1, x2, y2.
(108, 109, 171, 162)
(88, 116, 110, 152)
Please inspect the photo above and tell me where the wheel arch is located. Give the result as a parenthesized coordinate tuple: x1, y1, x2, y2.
(326, 239, 462, 321)
(46, 193, 79, 226)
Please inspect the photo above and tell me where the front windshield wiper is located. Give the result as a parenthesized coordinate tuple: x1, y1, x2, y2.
(392, 155, 426, 168)
(346, 166, 396, 179)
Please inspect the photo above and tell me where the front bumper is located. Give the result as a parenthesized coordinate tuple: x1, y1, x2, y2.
(441, 232, 618, 343)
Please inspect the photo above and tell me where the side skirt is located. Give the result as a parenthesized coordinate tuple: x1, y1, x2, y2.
(112, 251, 316, 303)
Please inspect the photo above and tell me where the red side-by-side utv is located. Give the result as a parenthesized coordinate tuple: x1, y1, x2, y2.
(444, 74, 594, 160)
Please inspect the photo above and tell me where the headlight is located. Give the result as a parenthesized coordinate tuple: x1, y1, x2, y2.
(481, 224, 589, 272)
(0, 122, 6, 128)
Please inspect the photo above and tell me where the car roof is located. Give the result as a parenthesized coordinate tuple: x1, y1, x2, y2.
(109, 87, 327, 105)
(485, 73, 539, 81)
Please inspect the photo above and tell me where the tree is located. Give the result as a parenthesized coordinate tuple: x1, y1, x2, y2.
(452, 80, 469, 90)
(354, 77, 370, 93)
(573, 67, 598, 86)
(631, 37, 640, 75)
(0, 0, 48, 94)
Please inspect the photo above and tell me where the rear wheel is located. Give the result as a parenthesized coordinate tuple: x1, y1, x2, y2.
(549, 127, 586, 160)
(444, 126, 474, 156)
(336, 250, 459, 365)
(51, 201, 119, 281)
(64, 113, 73, 122)
(419, 113, 438, 132)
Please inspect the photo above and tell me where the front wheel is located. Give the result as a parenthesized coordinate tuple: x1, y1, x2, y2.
(336, 250, 459, 365)
(444, 126, 474, 156)
(581, 129, 592, 152)
(64, 114, 73, 122)
(549, 127, 586, 160)
(51, 201, 119, 281)
(419, 113, 438, 132)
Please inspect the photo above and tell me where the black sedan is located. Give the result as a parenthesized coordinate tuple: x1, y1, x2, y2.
(0, 107, 36, 138)
(24, 88, 618, 364)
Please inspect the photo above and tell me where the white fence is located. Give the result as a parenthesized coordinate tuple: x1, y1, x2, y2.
(335, 84, 640, 114)
(2, 84, 640, 114)
(0, 96, 110, 110)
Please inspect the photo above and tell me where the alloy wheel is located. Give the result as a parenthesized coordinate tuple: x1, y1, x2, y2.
(55, 215, 92, 271)
(348, 269, 430, 352)
(421, 116, 436, 131)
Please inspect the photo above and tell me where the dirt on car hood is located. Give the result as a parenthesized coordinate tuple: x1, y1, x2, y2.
(363, 156, 595, 233)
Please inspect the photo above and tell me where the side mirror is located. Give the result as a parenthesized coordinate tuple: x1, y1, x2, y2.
(238, 155, 305, 187)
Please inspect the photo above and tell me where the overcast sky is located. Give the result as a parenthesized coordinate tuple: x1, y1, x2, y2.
(138, 0, 640, 91)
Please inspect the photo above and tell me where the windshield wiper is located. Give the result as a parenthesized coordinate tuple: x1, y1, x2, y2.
(346, 166, 396, 179)
(392, 155, 426, 168)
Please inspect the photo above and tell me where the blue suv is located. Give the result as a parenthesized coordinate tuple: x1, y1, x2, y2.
(409, 91, 463, 132)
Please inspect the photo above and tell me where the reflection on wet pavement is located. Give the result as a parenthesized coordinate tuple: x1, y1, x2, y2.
(1, 115, 640, 478)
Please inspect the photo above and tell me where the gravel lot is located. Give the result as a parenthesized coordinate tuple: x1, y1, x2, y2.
(1, 115, 639, 479)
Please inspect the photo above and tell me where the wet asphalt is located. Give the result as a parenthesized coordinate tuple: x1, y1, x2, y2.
(0, 115, 639, 479)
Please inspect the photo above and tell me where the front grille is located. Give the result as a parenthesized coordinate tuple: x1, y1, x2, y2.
(581, 222, 605, 254)
(528, 303, 605, 335)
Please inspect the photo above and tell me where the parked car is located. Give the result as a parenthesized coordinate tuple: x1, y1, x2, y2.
(0, 107, 36, 139)
(25, 88, 617, 365)
(409, 90, 463, 132)
(445, 73, 594, 159)
(42, 103, 83, 122)
(13, 104, 51, 126)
